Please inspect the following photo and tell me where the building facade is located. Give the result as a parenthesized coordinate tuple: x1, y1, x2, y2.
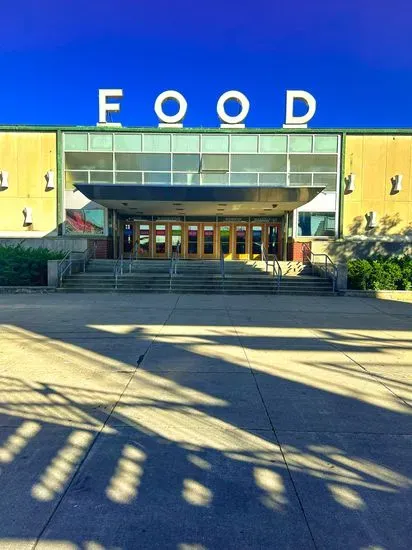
(0, 127, 411, 261)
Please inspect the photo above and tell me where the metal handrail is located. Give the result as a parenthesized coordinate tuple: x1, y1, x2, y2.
(57, 242, 97, 287)
(256, 242, 282, 293)
(220, 244, 225, 276)
(113, 254, 124, 290)
(128, 240, 141, 273)
(169, 244, 180, 292)
(272, 253, 282, 293)
(57, 250, 72, 287)
(82, 241, 97, 272)
(302, 243, 338, 293)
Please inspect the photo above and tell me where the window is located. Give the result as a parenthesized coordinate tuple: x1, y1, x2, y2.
(65, 152, 113, 171)
(202, 135, 229, 152)
(173, 173, 200, 185)
(89, 171, 113, 184)
(298, 212, 336, 237)
(115, 153, 171, 171)
(201, 173, 229, 185)
(314, 135, 338, 153)
(259, 135, 287, 153)
(114, 134, 142, 152)
(144, 173, 172, 185)
(172, 154, 200, 172)
(312, 173, 337, 191)
(115, 172, 143, 184)
(289, 173, 312, 186)
(64, 133, 88, 151)
(143, 134, 171, 152)
(89, 133, 113, 151)
(173, 134, 200, 152)
(289, 154, 337, 173)
(289, 135, 312, 153)
(65, 171, 88, 189)
(201, 154, 229, 172)
(230, 173, 258, 185)
(231, 135, 258, 153)
(259, 173, 287, 186)
(65, 209, 105, 235)
(231, 154, 287, 172)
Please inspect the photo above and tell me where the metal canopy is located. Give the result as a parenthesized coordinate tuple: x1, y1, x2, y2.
(75, 184, 324, 217)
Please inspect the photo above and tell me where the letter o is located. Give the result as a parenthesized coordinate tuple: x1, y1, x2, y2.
(217, 90, 250, 127)
(154, 91, 187, 126)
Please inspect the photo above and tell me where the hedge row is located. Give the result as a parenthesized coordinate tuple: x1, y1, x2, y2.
(348, 256, 412, 291)
(0, 245, 64, 286)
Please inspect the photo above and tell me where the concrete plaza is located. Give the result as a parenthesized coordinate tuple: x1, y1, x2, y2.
(0, 293, 411, 549)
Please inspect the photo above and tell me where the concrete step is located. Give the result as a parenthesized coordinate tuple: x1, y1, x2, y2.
(64, 258, 334, 295)
(58, 287, 335, 295)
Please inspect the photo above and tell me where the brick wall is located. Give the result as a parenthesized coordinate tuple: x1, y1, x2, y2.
(287, 241, 311, 261)
(89, 238, 113, 259)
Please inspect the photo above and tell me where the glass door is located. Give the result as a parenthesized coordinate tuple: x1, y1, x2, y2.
(171, 224, 182, 255)
(234, 225, 248, 259)
(203, 225, 215, 258)
(266, 224, 281, 258)
(137, 224, 151, 258)
(121, 222, 134, 258)
(154, 224, 167, 257)
(187, 225, 199, 258)
(219, 225, 231, 259)
(251, 225, 263, 260)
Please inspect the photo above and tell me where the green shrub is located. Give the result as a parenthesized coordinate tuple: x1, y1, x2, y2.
(348, 255, 412, 291)
(0, 245, 65, 286)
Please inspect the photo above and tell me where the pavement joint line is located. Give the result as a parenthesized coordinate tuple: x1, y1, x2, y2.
(358, 297, 412, 320)
(224, 304, 319, 550)
(303, 326, 412, 412)
(31, 298, 180, 549)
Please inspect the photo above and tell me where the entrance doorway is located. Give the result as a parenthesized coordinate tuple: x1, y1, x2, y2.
(266, 224, 282, 258)
(121, 222, 134, 257)
(137, 223, 151, 257)
(219, 225, 231, 259)
(203, 225, 215, 258)
(233, 225, 249, 260)
(186, 223, 218, 259)
(251, 225, 263, 259)
(118, 220, 282, 260)
(171, 224, 182, 254)
(154, 224, 167, 257)
(187, 224, 200, 258)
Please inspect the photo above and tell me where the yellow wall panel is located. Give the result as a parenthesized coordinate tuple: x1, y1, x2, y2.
(383, 202, 411, 235)
(17, 134, 42, 197)
(0, 132, 57, 234)
(343, 201, 364, 235)
(0, 198, 56, 232)
(40, 134, 57, 199)
(0, 133, 18, 198)
(343, 134, 412, 237)
(361, 136, 387, 202)
(385, 136, 411, 203)
(344, 136, 363, 203)
(409, 146, 412, 204)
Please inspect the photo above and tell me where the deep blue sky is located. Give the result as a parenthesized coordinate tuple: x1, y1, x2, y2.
(2, 0, 412, 128)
